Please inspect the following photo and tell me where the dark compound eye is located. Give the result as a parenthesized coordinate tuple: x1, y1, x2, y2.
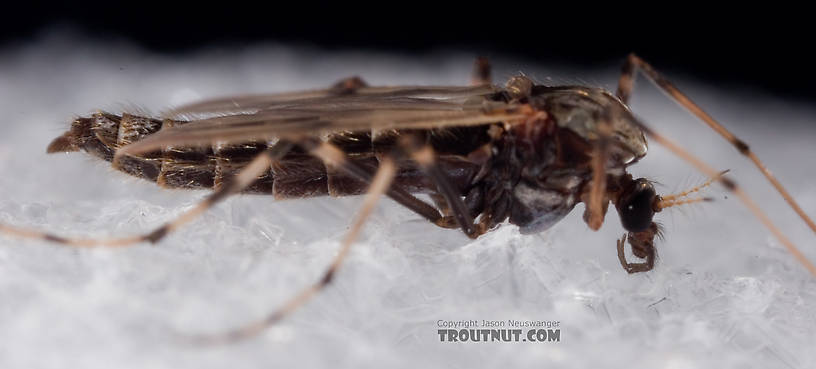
(617, 178, 657, 233)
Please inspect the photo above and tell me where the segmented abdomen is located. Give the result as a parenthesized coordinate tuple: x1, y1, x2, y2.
(64, 112, 480, 199)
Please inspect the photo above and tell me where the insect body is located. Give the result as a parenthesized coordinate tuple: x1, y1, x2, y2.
(47, 75, 663, 271)
(4, 54, 814, 342)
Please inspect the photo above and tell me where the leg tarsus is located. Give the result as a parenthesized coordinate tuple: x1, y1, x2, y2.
(616, 233, 655, 274)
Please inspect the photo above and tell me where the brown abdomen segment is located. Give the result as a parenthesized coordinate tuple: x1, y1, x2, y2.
(54, 112, 480, 199)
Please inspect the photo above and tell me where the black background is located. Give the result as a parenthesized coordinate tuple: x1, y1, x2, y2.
(2, 3, 812, 101)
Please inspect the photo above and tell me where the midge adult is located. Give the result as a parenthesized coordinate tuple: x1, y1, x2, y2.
(0, 54, 812, 342)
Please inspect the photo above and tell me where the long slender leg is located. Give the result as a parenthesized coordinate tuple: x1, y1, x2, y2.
(187, 137, 475, 341)
(585, 110, 614, 230)
(617, 53, 816, 235)
(0, 142, 294, 247)
(324, 75, 453, 225)
(192, 156, 398, 344)
(299, 138, 447, 226)
(397, 134, 483, 238)
(630, 116, 816, 276)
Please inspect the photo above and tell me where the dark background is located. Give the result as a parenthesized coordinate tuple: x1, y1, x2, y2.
(2, 3, 811, 101)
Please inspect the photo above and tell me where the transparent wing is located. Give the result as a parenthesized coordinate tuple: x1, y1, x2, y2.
(164, 85, 499, 116)
(118, 85, 527, 157)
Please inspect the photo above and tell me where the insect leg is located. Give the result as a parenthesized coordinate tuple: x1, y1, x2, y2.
(630, 116, 816, 276)
(297, 138, 447, 226)
(617, 53, 816, 235)
(192, 156, 398, 344)
(398, 134, 482, 238)
(0, 141, 293, 247)
(429, 193, 453, 217)
(585, 110, 614, 231)
(616, 234, 656, 274)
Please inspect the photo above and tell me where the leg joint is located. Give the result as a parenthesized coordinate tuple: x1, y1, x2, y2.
(734, 139, 750, 155)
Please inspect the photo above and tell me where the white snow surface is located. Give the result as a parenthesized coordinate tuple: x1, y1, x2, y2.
(1, 32, 815, 369)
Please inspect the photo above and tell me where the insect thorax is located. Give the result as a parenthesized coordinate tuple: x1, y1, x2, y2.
(482, 84, 647, 233)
